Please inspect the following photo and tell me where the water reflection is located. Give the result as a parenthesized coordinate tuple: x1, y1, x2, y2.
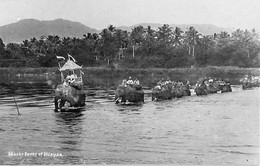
(0, 85, 259, 165)
(116, 104, 143, 115)
(53, 112, 85, 164)
(54, 112, 84, 134)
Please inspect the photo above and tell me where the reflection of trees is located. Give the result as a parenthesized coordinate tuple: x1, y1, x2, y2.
(54, 112, 85, 164)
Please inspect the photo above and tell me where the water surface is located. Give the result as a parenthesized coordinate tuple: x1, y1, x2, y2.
(0, 86, 259, 165)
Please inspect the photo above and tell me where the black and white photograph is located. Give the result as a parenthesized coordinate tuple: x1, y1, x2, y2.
(0, 0, 259, 165)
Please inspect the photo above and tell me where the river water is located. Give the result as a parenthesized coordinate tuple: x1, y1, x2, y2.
(0, 85, 259, 165)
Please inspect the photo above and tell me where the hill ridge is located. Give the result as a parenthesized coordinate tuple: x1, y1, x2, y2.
(0, 18, 98, 44)
(0, 19, 233, 44)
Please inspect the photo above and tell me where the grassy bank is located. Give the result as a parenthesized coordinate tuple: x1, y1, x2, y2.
(0, 66, 260, 88)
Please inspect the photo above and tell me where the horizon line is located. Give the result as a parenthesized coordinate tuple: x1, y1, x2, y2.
(1, 18, 257, 32)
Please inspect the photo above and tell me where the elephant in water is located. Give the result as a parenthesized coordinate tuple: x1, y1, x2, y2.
(172, 83, 191, 98)
(251, 76, 260, 87)
(195, 79, 232, 95)
(181, 84, 191, 97)
(172, 83, 183, 98)
(205, 81, 219, 94)
(194, 81, 208, 96)
(219, 83, 232, 92)
(217, 80, 232, 93)
(240, 75, 260, 89)
(152, 83, 173, 101)
(115, 84, 144, 104)
(54, 84, 86, 111)
(240, 78, 252, 90)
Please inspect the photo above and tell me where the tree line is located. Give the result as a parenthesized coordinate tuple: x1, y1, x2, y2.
(0, 24, 259, 68)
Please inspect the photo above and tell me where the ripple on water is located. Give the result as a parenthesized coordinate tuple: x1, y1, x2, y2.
(0, 86, 259, 165)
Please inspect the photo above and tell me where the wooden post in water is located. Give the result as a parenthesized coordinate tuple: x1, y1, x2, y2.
(13, 97, 21, 116)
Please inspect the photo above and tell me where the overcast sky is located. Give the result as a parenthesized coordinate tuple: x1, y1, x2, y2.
(0, 0, 259, 31)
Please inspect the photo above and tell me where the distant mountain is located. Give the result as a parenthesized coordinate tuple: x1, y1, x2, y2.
(0, 18, 234, 44)
(117, 23, 233, 35)
(0, 19, 99, 44)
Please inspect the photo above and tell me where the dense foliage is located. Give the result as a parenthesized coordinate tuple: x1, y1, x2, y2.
(0, 25, 259, 68)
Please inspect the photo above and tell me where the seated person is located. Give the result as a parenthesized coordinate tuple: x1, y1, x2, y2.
(66, 75, 71, 83)
(195, 81, 199, 87)
(134, 78, 140, 85)
(121, 79, 127, 87)
(63, 78, 69, 86)
(65, 74, 76, 84)
(126, 77, 133, 85)
(156, 82, 162, 89)
(70, 74, 76, 83)
(185, 79, 190, 86)
(165, 77, 172, 84)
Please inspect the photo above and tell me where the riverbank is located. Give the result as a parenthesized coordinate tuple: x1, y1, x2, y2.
(0, 66, 260, 88)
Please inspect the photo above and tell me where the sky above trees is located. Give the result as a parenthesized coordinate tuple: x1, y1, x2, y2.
(0, 0, 259, 31)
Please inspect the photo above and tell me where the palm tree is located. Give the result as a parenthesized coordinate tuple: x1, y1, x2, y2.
(157, 24, 173, 46)
(99, 26, 119, 65)
(114, 29, 128, 59)
(0, 38, 5, 53)
(130, 26, 145, 58)
(108, 25, 116, 34)
(142, 25, 157, 56)
(235, 29, 258, 58)
(219, 31, 230, 38)
(185, 26, 201, 57)
(173, 27, 183, 47)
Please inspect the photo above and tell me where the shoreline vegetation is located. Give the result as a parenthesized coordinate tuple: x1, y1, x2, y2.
(1, 24, 259, 89)
(0, 25, 259, 70)
(1, 66, 260, 88)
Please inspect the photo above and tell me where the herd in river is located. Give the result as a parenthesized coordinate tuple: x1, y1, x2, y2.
(114, 75, 260, 104)
(53, 74, 260, 111)
(52, 56, 260, 111)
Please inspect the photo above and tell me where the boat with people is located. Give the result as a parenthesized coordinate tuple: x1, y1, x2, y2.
(54, 54, 86, 112)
